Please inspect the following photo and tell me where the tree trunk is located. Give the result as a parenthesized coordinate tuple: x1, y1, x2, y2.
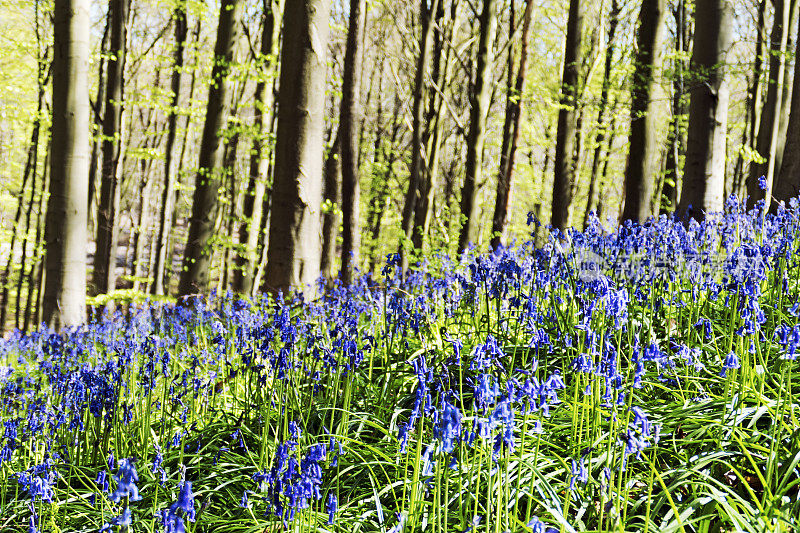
(88, 18, 110, 230)
(585, 0, 620, 226)
(661, 0, 688, 214)
(232, 0, 280, 296)
(44, 0, 91, 328)
(151, 0, 188, 296)
(320, 134, 341, 280)
(596, 101, 619, 222)
(551, 0, 584, 230)
(400, 0, 440, 263)
(368, 94, 401, 274)
(491, 0, 533, 249)
(773, 21, 800, 205)
(92, 0, 130, 297)
(339, 0, 367, 285)
(677, 0, 734, 222)
(0, 92, 43, 331)
(458, 0, 498, 251)
(263, 0, 332, 295)
(178, 0, 243, 296)
(747, 0, 797, 206)
(621, 0, 667, 223)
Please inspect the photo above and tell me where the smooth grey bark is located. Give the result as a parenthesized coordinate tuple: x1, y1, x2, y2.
(491, 0, 533, 249)
(178, 0, 243, 296)
(233, 0, 280, 296)
(747, 0, 797, 206)
(44, 0, 91, 328)
(621, 0, 667, 223)
(551, 0, 584, 230)
(339, 0, 366, 285)
(263, 0, 332, 295)
(92, 0, 130, 296)
(458, 0, 498, 251)
(677, 0, 734, 222)
(151, 0, 188, 296)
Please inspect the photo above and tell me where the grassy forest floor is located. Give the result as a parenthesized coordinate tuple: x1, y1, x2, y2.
(1, 198, 799, 532)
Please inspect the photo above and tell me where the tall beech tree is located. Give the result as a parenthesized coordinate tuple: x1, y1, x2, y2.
(661, 0, 689, 214)
(621, 0, 667, 223)
(151, 0, 188, 296)
(232, 0, 281, 296)
(747, 0, 798, 206)
(263, 0, 332, 295)
(774, 20, 800, 205)
(178, 0, 243, 296)
(43, 0, 91, 327)
(339, 0, 367, 284)
(491, 0, 533, 248)
(92, 0, 130, 296)
(552, 0, 583, 230)
(458, 0, 497, 251)
(678, 0, 734, 221)
(585, 0, 620, 226)
(400, 0, 440, 263)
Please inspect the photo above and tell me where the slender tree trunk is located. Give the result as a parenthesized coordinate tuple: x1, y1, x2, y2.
(400, 0, 440, 262)
(368, 94, 401, 274)
(132, 167, 152, 292)
(320, 134, 341, 280)
(264, 0, 332, 295)
(232, 0, 280, 296)
(92, 0, 130, 297)
(735, 0, 768, 199)
(178, 0, 243, 296)
(0, 93, 43, 330)
(151, 0, 187, 296)
(14, 91, 48, 330)
(621, 0, 667, 222)
(414, 1, 462, 251)
(747, 0, 797, 206)
(88, 17, 110, 230)
(552, 0, 584, 229)
(596, 102, 619, 222)
(458, 0, 498, 251)
(491, 0, 533, 249)
(26, 145, 51, 332)
(585, 0, 620, 226)
(662, 0, 688, 214)
(167, 17, 203, 287)
(775, 14, 798, 175)
(773, 21, 800, 205)
(339, 0, 367, 284)
(677, 0, 734, 221)
(44, 0, 91, 328)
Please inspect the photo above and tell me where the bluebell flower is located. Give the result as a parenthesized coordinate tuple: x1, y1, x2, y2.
(172, 480, 195, 521)
(326, 493, 337, 524)
(110, 458, 141, 502)
(720, 351, 740, 377)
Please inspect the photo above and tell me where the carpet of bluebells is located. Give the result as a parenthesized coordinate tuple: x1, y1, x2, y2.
(2, 197, 800, 533)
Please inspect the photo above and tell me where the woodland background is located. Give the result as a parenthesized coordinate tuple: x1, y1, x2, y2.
(0, 0, 797, 329)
